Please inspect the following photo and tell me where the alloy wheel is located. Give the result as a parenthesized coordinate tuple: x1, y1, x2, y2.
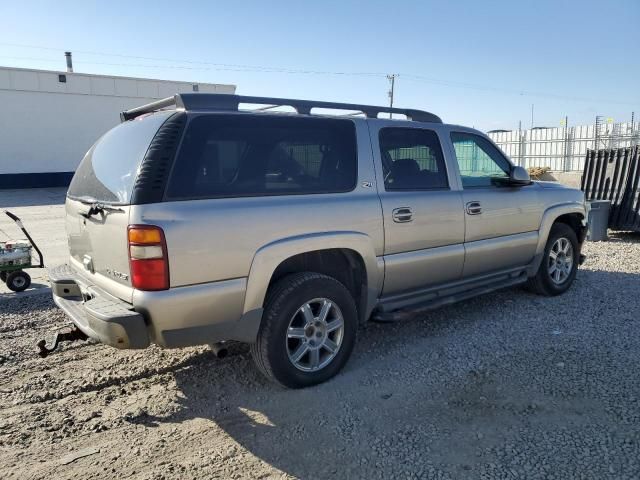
(286, 298, 345, 372)
(548, 237, 574, 285)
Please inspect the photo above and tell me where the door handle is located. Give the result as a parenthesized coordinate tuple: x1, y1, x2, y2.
(465, 201, 482, 215)
(392, 207, 413, 223)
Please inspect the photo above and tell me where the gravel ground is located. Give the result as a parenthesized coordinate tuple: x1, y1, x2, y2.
(1, 233, 639, 479)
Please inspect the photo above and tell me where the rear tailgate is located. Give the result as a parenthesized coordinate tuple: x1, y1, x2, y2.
(64, 110, 178, 303)
(65, 198, 134, 303)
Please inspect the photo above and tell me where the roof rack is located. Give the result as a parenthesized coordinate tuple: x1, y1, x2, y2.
(120, 93, 442, 123)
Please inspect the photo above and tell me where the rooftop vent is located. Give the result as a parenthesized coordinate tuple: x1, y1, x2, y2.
(65, 51, 73, 73)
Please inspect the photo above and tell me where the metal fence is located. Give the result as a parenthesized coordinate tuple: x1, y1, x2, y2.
(488, 120, 640, 172)
(581, 146, 640, 232)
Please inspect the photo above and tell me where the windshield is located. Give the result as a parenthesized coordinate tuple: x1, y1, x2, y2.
(67, 112, 174, 204)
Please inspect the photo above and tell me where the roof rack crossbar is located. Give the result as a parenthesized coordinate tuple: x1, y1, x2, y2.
(120, 96, 179, 122)
(248, 104, 278, 111)
(120, 93, 442, 123)
(338, 111, 367, 117)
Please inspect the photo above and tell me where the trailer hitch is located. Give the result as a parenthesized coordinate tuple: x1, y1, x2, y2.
(37, 326, 88, 358)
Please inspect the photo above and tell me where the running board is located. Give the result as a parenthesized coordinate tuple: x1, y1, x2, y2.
(373, 269, 528, 322)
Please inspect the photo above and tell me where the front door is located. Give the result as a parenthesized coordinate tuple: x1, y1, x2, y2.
(448, 130, 542, 277)
(371, 124, 466, 296)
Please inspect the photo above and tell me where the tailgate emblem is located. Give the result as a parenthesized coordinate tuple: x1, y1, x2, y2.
(82, 255, 94, 273)
(106, 268, 129, 281)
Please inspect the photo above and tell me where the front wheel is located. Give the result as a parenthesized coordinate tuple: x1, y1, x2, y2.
(526, 223, 579, 296)
(6, 270, 31, 292)
(251, 272, 358, 388)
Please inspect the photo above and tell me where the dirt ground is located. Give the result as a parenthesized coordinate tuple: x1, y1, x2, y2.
(1, 235, 639, 479)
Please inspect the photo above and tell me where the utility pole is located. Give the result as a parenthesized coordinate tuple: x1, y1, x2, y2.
(518, 120, 524, 167)
(387, 74, 398, 119)
(595, 115, 603, 151)
(563, 115, 570, 171)
(530, 104, 534, 129)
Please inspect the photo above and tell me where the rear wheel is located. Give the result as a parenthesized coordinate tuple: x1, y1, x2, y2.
(526, 223, 578, 296)
(0, 271, 7, 282)
(251, 272, 357, 388)
(6, 270, 31, 292)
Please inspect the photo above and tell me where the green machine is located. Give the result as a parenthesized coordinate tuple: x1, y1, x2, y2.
(0, 210, 44, 292)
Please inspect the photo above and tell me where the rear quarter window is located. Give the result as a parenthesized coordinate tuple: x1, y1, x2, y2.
(67, 112, 174, 204)
(165, 114, 357, 199)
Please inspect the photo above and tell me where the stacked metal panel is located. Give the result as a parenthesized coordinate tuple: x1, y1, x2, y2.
(581, 146, 640, 231)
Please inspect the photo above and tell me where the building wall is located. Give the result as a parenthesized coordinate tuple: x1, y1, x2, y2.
(0, 66, 236, 188)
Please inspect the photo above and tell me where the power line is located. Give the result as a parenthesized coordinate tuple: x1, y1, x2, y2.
(401, 74, 634, 106)
(0, 42, 385, 77)
(0, 41, 637, 105)
(0, 55, 390, 77)
(0, 55, 207, 71)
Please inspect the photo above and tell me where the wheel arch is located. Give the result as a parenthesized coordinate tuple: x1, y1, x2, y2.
(243, 232, 382, 324)
(553, 212, 588, 244)
(528, 202, 587, 276)
(535, 203, 587, 256)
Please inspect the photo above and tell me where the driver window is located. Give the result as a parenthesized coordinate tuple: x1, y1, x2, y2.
(450, 132, 511, 188)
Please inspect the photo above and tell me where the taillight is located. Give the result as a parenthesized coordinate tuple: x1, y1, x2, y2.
(127, 225, 169, 291)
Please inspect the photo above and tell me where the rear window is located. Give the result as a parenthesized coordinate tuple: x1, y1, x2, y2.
(165, 114, 357, 199)
(67, 112, 174, 204)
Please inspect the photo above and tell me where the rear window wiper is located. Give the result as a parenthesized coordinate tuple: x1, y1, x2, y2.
(79, 203, 125, 219)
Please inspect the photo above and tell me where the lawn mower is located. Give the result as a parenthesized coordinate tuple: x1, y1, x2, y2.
(0, 210, 44, 292)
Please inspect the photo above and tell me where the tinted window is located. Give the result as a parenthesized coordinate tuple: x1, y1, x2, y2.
(166, 115, 357, 199)
(67, 112, 173, 203)
(379, 128, 448, 190)
(450, 132, 511, 188)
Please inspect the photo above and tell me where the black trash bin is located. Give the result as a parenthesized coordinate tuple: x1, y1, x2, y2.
(587, 200, 610, 242)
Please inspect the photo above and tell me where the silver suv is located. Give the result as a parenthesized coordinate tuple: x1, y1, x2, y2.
(50, 94, 587, 388)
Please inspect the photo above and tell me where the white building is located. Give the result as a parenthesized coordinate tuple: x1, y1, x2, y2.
(0, 65, 236, 188)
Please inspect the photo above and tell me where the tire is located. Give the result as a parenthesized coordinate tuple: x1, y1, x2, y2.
(0, 271, 7, 282)
(6, 270, 31, 292)
(526, 223, 578, 296)
(251, 272, 358, 388)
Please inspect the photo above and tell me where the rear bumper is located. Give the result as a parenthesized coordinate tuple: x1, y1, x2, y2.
(49, 265, 149, 349)
(49, 264, 263, 349)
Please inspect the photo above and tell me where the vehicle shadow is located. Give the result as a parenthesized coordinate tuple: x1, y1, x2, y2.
(125, 265, 640, 478)
(607, 230, 640, 243)
(0, 282, 50, 299)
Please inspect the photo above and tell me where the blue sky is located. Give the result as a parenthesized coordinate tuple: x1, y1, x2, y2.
(2, 0, 639, 130)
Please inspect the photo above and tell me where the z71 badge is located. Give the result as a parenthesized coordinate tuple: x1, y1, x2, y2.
(105, 268, 129, 281)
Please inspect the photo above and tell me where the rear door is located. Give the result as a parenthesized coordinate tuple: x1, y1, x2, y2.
(65, 111, 175, 302)
(447, 130, 542, 277)
(370, 123, 465, 296)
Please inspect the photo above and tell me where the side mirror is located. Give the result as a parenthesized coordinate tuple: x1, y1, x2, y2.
(509, 166, 531, 185)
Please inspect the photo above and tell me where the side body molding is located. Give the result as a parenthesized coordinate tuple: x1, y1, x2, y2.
(528, 201, 587, 275)
(243, 231, 383, 321)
